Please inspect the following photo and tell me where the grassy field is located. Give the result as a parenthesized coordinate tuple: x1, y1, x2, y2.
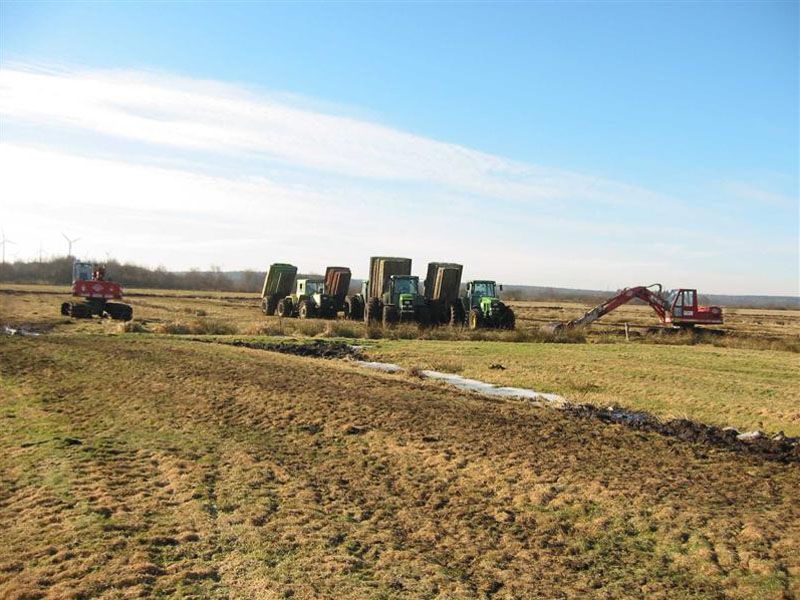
(1, 334, 799, 599)
(2, 284, 798, 435)
(365, 339, 800, 437)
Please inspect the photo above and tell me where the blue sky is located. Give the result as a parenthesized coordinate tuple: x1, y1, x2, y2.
(1, 1, 797, 294)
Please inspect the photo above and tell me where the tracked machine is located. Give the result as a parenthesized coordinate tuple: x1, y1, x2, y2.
(60, 261, 133, 320)
(544, 284, 723, 332)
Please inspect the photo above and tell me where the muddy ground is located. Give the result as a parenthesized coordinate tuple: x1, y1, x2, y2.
(1, 335, 798, 599)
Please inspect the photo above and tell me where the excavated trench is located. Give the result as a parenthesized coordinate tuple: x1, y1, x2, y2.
(212, 338, 799, 463)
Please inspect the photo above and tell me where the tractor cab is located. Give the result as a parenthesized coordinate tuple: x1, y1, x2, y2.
(663, 288, 723, 326)
(463, 280, 504, 313)
(387, 275, 422, 309)
(297, 279, 324, 297)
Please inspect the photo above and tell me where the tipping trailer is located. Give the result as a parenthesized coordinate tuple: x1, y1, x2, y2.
(461, 280, 515, 329)
(324, 266, 352, 314)
(60, 261, 133, 320)
(424, 262, 465, 326)
(261, 263, 297, 315)
(543, 284, 723, 332)
(363, 256, 430, 326)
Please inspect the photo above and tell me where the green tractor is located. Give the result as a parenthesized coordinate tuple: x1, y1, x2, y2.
(363, 257, 430, 327)
(461, 280, 515, 329)
(277, 278, 337, 319)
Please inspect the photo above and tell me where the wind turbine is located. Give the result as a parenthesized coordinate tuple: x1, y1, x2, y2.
(1, 229, 16, 267)
(62, 233, 80, 258)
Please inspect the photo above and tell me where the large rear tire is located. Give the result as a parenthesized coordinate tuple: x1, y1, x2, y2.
(347, 296, 364, 320)
(501, 306, 515, 330)
(416, 305, 431, 327)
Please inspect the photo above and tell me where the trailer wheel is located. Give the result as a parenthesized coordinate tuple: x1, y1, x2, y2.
(364, 298, 381, 325)
(277, 298, 292, 318)
(468, 308, 483, 330)
(449, 302, 465, 327)
(264, 294, 279, 316)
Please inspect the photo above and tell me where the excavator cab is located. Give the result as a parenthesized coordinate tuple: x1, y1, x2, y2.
(666, 289, 697, 318)
(664, 288, 722, 326)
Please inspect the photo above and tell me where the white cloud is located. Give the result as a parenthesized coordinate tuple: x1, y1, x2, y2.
(0, 64, 797, 295)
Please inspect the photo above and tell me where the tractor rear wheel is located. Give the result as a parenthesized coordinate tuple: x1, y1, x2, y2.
(416, 305, 431, 327)
(468, 308, 483, 330)
(345, 296, 364, 320)
(501, 306, 515, 330)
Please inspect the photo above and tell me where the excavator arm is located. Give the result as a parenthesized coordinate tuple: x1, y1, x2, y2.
(568, 284, 667, 328)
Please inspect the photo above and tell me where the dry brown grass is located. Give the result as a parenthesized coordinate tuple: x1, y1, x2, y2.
(1, 335, 798, 598)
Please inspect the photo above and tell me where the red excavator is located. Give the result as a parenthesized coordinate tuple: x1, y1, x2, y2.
(548, 284, 722, 331)
(60, 261, 133, 321)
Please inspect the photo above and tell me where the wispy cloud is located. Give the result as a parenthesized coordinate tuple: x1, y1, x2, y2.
(0, 64, 796, 295)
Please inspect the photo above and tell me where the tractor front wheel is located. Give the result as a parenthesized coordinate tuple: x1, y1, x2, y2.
(468, 308, 483, 330)
(298, 300, 316, 320)
(382, 305, 399, 327)
(277, 298, 292, 318)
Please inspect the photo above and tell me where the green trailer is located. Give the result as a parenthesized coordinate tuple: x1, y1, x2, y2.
(261, 263, 297, 315)
(424, 262, 465, 326)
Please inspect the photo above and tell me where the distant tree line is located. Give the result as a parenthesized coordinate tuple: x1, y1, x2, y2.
(0, 256, 265, 293)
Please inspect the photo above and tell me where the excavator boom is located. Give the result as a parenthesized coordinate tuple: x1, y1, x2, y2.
(569, 285, 666, 327)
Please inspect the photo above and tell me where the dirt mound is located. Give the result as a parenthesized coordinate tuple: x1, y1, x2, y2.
(223, 339, 362, 359)
(567, 404, 800, 463)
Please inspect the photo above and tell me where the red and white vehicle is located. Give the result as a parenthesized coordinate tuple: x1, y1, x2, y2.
(60, 261, 133, 320)
(562, 284, 722, 330)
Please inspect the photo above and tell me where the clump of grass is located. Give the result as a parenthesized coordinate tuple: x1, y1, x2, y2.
(293, 320, 326, 337)
(182, 307, 208, 317)
(109, 320, 151, 333)
(153, 318, 237, 335)
(244, 321, 285, 336)
(320, 321, 362, 339)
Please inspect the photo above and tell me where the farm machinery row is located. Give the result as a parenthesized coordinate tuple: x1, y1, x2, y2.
(261, 257, 515, 329)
